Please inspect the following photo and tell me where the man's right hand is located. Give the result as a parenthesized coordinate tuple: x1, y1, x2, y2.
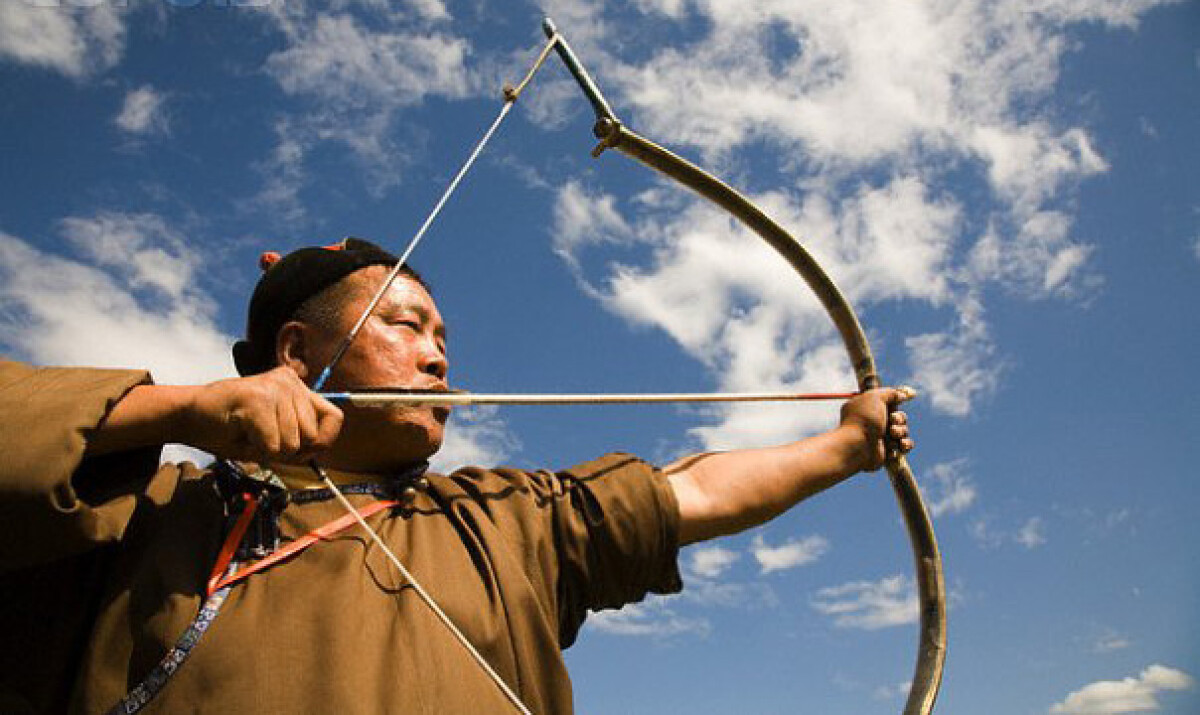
(180, 367, 344, 463)
(86, 367, 344, 464)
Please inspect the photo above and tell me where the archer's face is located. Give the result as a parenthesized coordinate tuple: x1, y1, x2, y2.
(314, 267, 451, 465)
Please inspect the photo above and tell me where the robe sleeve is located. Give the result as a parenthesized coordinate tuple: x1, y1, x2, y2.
(0, 359, 162, 570)
(555, 453, 683, 622)
(449, 453, 683, 647)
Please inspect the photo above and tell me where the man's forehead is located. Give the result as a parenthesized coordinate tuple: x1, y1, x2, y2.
(381, 274, 434, 306)
(368, 270, 445, 329)
(351, 265, 427, 301)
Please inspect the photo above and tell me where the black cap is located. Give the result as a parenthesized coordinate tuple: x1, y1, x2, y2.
(232, 237, 399, 376)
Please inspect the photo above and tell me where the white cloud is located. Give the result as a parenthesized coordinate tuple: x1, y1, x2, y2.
(751, 533, 829, 574)
(588, 530, 829, 640)
(0, 2, 126, 78)
(1103, 509, 1131, 529)
(115, 85, 168, 136)
(1016, 516, 1047, 549)
(431, 405, 518, 474)
(969, 517, 1003, 549)
(973, 124, 1108, 214)
(554, 177, 964, 447)
(1093, 630, 1132, 654)
(970, 513, 1048, 550)
(538, 0, 614, 50)
(680, 577, 778, 610)
(58, 213, 203, 302)
(1138, 117, 1158, 139)
(678, 545, 778, 609)
(248, 118, 311, 225)
(921, 459, 978, 517)
(836, 177, 960, 304)
(586, 595, 711, 639)
(402, 0, 449, 22)
(258, 9, 472, 196)
(572, 178, 960, 358)
(968, 211, 1102, 299)
(906, 294, 999, 416)
(686, 342, 848, 450)
(604, 0, 1145, 191)
(0, 216, 235, 386)
(1034, 0, 1173, 28)
(1050, 664, 1195, 714)
(266, 13, 468, 108)
(687, 545, 740, 579)
(551, 180, 636, 277)
(812, 574, 918, 630)
(874, 680, 912, 701)
(1192, 235, 1200, 262)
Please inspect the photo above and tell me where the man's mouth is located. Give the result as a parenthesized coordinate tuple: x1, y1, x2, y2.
(349, 384, 454, 394)
(321, 386, 458, 421)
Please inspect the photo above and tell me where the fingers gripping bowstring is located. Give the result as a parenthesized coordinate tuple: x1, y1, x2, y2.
(305, 32, 562, 715)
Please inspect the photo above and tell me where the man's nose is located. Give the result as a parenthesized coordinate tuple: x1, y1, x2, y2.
(419, 341, 448, 380)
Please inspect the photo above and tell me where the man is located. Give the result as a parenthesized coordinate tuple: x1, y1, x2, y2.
(0, 238, 913, 714)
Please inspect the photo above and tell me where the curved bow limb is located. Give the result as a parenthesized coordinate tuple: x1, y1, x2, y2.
(545, 19, 947, 715)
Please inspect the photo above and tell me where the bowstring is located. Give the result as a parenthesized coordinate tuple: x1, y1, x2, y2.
(312, 33, 560, 393)
(306, 31, 563, 715)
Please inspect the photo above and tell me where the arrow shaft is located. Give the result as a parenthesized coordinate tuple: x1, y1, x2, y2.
(321, 390, 860, 406)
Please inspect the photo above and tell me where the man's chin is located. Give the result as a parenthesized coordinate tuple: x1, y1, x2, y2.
(334, 409, 444, 467)
(414, 425, 445, 460)
(360, 402, 449, 425)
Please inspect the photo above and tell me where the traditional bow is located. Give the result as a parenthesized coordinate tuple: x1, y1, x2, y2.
(542, 19, 947, 714)
(308, 19, 946, 715)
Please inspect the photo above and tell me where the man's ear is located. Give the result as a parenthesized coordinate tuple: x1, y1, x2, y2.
(276, 321, 313, 381)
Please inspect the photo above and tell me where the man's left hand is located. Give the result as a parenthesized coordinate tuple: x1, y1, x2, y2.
(838, 387, 916, 473)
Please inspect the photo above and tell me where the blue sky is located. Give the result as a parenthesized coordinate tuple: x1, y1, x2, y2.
(1, 1, 1197, 713)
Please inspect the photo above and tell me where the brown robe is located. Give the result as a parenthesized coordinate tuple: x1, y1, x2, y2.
(0, 360, 682, 714)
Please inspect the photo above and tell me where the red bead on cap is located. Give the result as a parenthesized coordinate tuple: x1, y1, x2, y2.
(259, 251, 282, 271)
